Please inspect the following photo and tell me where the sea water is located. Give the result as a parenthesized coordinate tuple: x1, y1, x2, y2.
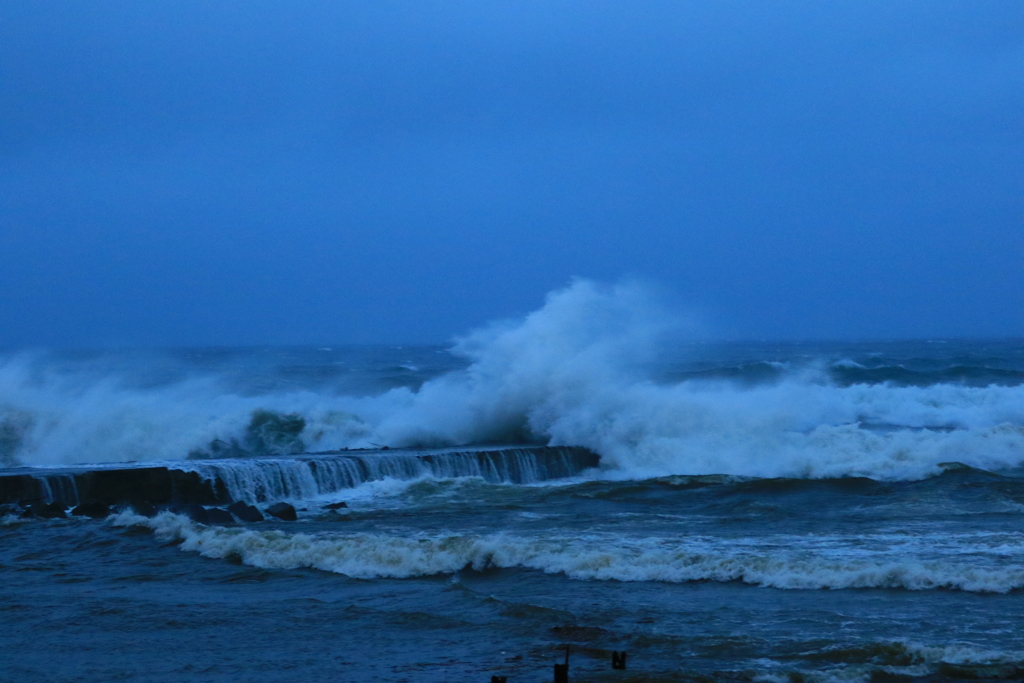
(2, 282, 1024, 682)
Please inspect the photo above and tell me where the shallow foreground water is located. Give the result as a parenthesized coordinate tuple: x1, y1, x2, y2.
(5, 464, 1024, 682)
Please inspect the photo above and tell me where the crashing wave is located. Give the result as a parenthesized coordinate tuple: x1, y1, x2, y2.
(2, 281, 1023, 480)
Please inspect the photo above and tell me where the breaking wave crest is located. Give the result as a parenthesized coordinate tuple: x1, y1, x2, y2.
(3, 280, 1024, 480)
(111, 511, 1024, 592)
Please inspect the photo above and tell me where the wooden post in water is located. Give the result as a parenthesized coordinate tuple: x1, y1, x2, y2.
(554, 645, 570, 683)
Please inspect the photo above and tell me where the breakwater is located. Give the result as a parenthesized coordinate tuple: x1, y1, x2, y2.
(0, 445, 600, 507)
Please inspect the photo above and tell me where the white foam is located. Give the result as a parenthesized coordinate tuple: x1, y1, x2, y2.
(110, 513, 1024, 592)
(5, 280, 1024, 480)
(172, 446, 590, 503)
(901, 640, 1024, 665)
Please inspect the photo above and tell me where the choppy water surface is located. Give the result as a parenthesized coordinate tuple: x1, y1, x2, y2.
(5, 466, 1024, 682)
(2, 284, 1024, 681)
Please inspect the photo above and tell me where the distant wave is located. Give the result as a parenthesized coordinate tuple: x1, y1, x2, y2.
(2, 280, 1023, 480)
(111, 511, 1024, 593)
(671, 359, 1024, 387)
(827, 363, 1024, 388)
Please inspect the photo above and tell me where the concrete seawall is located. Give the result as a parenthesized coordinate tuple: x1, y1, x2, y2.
(0, 445, 600, 507)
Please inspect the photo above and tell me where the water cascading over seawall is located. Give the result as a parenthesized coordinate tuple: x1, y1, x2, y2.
(0, 446, 600, 507)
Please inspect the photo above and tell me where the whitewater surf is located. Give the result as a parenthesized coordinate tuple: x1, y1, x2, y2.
(3, 281, 1024, 682)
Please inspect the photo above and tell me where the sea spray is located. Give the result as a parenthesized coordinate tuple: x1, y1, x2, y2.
(2, 281, 1023, 479)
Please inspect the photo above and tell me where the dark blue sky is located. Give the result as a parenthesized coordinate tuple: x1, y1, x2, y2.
(1, 1, 1021, 347)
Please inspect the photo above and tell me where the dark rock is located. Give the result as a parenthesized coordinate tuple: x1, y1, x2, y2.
(172, 503, 210, 524)
(0, 474, 42, 506)
(265, 502, 297, 521)
(19, 507, 36, 518)
(204, 507, 235, 525)
(34, 502, 68, 519)
(0, 467, 227, 508)
(227, 501, 264, 523)
(0, 446, 600, 509)
(74, 467, 226, 506)
(71, 502, 111, 519)
(315, 508, 356, 523)
(132, 502, 157, 517)
(324, 501, 348, 510)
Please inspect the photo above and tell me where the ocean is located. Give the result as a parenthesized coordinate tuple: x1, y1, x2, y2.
(2, 285, 1024, 682)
